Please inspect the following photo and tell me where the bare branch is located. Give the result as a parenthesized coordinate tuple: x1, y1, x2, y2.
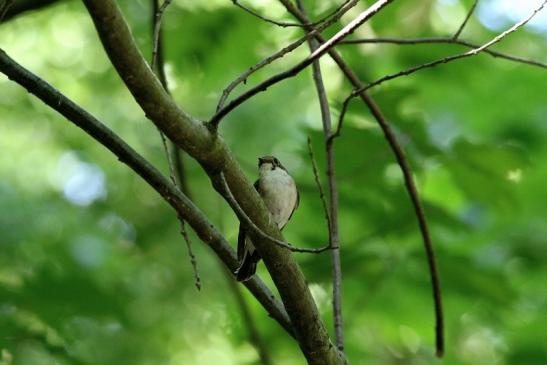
(210, 0, 394, 126)
(0, 47, 292, 335)
(179, 218, 202, 290)
(349, 1, 547, 98)
(298, 0, 345, 350)
(331, 96, 352, 143)
(0, 0, 13, 22)
(171, 144, 191, 197)
(232, 0, 304, 28)
(232, 0, 353, 28)
(307, 137, 331, 232)
(151, 0, 172, 71)
(338, 37, 547, 69)
(278, 0, 446, 357)
(217, 0, 360, 111)
(83, 1, 346, 360)
(321, 0, 545, 354)
(218, 172, 331, 254)
(453, 0, 478, 40)
(1, 0, 62, 23)
(150, 0, 201, 290)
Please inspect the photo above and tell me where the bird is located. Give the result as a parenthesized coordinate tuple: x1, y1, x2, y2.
(235, 155, 299, 281)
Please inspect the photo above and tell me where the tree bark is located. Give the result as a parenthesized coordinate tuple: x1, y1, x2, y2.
(81, 0, 342, 363)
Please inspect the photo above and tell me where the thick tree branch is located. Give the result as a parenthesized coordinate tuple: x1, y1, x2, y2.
(210, 0, 394, 127)
(81, 1, 342, 362)
(0, 47, 292, 336)
(278, 0, 445, 357)
(150, 0, 201, 290)
(339, 37, 547, 69)
(219, 173, 331, 254)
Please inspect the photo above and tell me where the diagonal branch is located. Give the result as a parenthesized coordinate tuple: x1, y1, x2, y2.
(232, 0, 353, 28)
(0, 0, 13, 21)
(453, 0, 479, 40)
(307, 137, 331, 232)
(1, 0, 59, 22)
(217, 0, 360, 111)
(219, 173, 331, 254)
(0, 47, 292, 336)
(81, 1, 342, 362)
(338, 37, 547, 69)
(347, 1, 547, 98)
(277, 0, 445, 357)
(150, 0, 201, 290)
(298, 0, 345, 352)
(151, 0, 171, 71)
(210, 0, 394, 126)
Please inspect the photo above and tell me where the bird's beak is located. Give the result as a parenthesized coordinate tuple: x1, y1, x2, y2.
(258, 157, 265, 165)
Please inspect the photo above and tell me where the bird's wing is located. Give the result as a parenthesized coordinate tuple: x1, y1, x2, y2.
(237, 223, 246, 261)
(238, 179, 261, 260)
(287, 183, 299, 222)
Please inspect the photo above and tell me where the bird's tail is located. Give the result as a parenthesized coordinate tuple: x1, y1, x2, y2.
(235, 256, 257, 282)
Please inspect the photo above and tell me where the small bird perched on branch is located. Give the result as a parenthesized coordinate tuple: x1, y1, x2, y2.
(235, 155, 299, 281)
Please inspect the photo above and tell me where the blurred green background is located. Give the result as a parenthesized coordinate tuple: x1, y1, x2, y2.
(1, 0, 546, 364)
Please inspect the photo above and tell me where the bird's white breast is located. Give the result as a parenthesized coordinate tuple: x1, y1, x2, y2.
(258, 166, 298, 229)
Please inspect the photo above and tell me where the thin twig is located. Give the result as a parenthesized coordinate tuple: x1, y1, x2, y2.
(307, 137, 331, 231)
(210, 0, 394, 126)
(0, 0, 13, 22)
(278, 0, 446, 356)
(232, 0, 304, 28)
(348, 1, 547, 98)
(151, 0, 201, 290)
(151, 0, 172, 71)
(216, 0, 361, 111)
(339, 37, 547, 70)
(333, 1, 545, 351)
(332, 96, 352, 143)
(299, 0, 345, 350)
(232, 0, 353, 28)
(453, 0, 478, 40)
(158, 129, 177, 183)
(83, 2, 344, 359)
(218, 172, 331, 254)
(171, 144, 191, 197)
(0, 48, 293, 334)
(151, 0, 176, 185)
(179, 216, 202, 290)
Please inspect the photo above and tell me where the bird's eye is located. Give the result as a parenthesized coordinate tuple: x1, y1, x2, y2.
(274, 158, 279, 165)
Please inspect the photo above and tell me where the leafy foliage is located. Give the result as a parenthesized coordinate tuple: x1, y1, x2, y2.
(1, 0, 546, 364)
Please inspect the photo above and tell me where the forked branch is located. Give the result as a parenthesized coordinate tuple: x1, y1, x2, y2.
(278, 0, 445, 356)
(0, 48, 292, 335)
(210, 0, 394, 126)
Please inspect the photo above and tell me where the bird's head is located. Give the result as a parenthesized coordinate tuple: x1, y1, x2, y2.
(258, 155, 286, 172)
